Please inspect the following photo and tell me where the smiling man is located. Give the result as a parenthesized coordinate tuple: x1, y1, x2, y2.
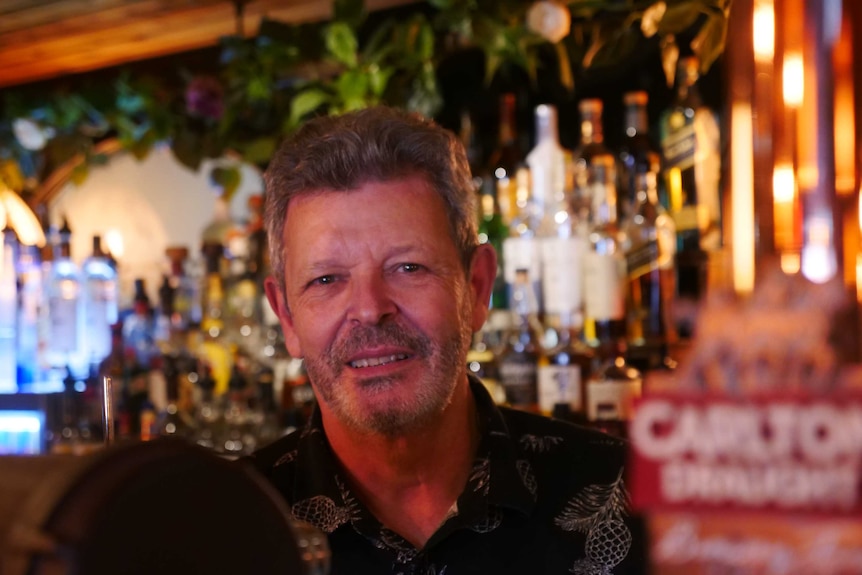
(247, 106, 644, 574)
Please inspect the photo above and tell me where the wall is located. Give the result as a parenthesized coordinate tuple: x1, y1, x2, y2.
(48, 144, 264, 308)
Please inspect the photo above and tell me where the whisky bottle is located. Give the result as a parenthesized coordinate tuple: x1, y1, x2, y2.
(660, 56, 721, 337)
(538, 310, 593, 423)
(618, 91, 662, 222)
(477, 178, 509, 310)
(621, 172, 677, 372)
(487, 93, 523, 225)
(199, 241, 233, 395)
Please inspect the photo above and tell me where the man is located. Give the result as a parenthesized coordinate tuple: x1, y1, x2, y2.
(248, 106, 644, 574)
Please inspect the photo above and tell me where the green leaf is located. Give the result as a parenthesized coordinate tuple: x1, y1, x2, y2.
(325, 22, 359, 68)
(554, 42, 574, 92)
(336, 69, 370, 111)
(289, 88, 330, 127)
(368, 65, 394, 98)
(210, 165, 241, 200)
(691, 12, 727, 73)
(416, 20, 435, 61)
(240, 138, 278, 166)
(657, 2, 702, 35)
(171, 131, 204, 171)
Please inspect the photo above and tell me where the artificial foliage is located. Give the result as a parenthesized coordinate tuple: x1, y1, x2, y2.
(0, 0, 730, 201)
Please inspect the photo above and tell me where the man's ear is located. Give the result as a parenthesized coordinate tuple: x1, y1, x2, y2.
(263, 275, 303, 358)
(468, 243, 498, 332)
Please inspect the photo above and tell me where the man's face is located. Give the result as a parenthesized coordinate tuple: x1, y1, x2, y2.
(265, 175, 494, 436)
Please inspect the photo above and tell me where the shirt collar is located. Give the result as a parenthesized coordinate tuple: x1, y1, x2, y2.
(291, 375, 536, 524)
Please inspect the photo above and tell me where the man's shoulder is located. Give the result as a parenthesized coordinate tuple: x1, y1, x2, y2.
(242, 427, 304, 475)
(498, 408, 628, 474)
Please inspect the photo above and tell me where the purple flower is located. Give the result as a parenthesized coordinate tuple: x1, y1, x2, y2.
(185, 76, 225, 120)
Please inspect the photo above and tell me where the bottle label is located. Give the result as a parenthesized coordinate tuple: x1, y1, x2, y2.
(540, 236, 585, 314)
(49, 296, 79, 353)
(583, 252, 625, 321)
(672, 204, 710, 233)
(587, 377, 642, 422)
(499, 358, 538, 408)
(662, 122, 696, 171)
(538, 364, 582, 414)
(502, 237, 541, 283)
(626, 240, 660, 279)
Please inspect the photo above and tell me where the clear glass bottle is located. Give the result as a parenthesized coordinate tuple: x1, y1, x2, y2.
(81, 234, 119, 365)
(0, 227, 17, 392)
(497, 269, 543, 413)
(570, 98, 617, 236)
(570, 99, 619, 348)
(44, 217, 84, 377)
(538, 310, 593, 424)
(621, 171, 678, 372)
(16, 241, 44, 389)
(583, 170, 642, 439)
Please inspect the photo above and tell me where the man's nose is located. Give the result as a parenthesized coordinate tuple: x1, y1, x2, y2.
(347, 272, 397, 325)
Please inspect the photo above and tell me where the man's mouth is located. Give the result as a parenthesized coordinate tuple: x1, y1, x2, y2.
(348, 354, 409, 368)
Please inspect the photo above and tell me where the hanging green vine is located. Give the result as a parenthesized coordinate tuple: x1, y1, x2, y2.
(0, 0, 730, 200)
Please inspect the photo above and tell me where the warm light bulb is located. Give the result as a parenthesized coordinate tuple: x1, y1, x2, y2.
(753, 1, 775, 61)
(783, 53, 804, 107)
(772, 164, 796, 203)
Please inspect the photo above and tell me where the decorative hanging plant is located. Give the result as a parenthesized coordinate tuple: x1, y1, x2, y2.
(0, 0, 730, 200)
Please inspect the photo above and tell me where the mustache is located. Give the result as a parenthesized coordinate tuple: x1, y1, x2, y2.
(330, 322, 431, 363)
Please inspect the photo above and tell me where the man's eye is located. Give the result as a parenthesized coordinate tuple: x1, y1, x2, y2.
(399, 263, 422, 273)
(309, 275, 336, 286)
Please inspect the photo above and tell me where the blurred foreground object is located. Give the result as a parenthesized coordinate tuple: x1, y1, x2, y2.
(0, 439, 329, 575)
(629, 267, 862, 574)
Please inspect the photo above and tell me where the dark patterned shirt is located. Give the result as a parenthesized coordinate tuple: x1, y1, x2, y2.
(245, 376, 646, 575)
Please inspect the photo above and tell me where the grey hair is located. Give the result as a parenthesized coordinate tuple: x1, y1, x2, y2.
(263, 106, 478, 293)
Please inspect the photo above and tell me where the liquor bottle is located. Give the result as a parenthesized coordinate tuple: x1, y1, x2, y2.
(538, 310, 593, 423)
(0, 227, 16, 392)
(618, 91, 662, 221)
(165, 246, 197, 331)
(16, 241, 44, 389)
(621, 171, 678, 372)
(153, 353, 197, 440)
(81, 234, 119, 365)
(44, 217, 84, 378)
(199, 241, 233, 395)
(570, 98, 617, 235)
(497, 269, 543, 412)
(221, 362, 253, 455)
(466, 318, 506, 405)
(570, 99, 618, 347)
(192, 364, 223, 451)
(583, 171, 642, 438)
(487, 93, 523, 225)
(659, 56, 721, 337)
(122, 278, 156, 369)
(502, 104, 565, 318)
(477, 177, 509, 310)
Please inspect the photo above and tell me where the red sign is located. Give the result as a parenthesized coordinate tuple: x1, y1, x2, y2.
(628, 393, 862, 514)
